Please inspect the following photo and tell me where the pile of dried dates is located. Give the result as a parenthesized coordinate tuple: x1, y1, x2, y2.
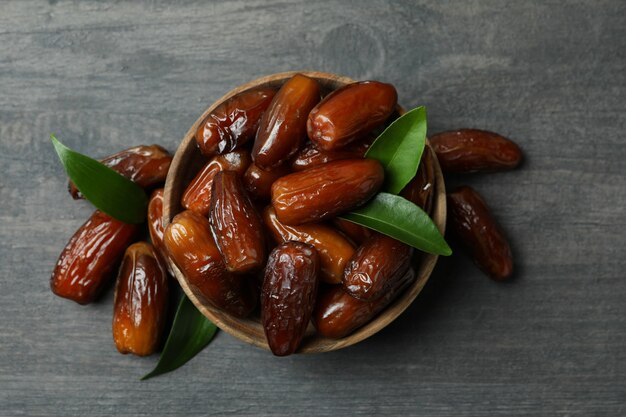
(51, 73, 522, 358)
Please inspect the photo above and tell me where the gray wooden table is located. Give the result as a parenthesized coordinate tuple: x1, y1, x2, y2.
(1, 1, 625, 415)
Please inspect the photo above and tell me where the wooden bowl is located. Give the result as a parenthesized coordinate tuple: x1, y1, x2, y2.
(163, 71, 447, 353)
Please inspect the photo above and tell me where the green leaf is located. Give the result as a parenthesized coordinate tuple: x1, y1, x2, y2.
(50, 135, 148, 224)
(142, 295, 218, 380)
(341, 192, 451, 256)
(365, 106, 427, 194)
(141, 295, 217, 381)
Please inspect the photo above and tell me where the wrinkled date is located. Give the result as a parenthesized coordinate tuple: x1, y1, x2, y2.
(307, 81, 397, 151)
(400, 146, 436, 214)
(112, 242, 169, 356)
(210, 171, 266, 273)
(51, 210, 139, 304)
(343, 234, 413, 301)
(430, 129, 522, 173)
(69, 145, 172, 199)
(262, 242, 319, 356)
(313, 267, 415, 339)
(243, 163, 290, 201)
(195, 88, 276, 156)
(164, 210, 257, 317)
(290, 140, 370, 172)
(448, 186, 513, 281)
(252, 74, 320, 169)
(263, 206, 354, 284)
(271, 159, 384, 225)
(181, 149, 251, 216)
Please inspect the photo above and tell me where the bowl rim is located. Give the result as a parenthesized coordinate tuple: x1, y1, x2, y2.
(163, 71, 447, 353)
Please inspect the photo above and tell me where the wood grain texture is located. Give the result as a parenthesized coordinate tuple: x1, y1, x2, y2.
(0, 0, 625, 416)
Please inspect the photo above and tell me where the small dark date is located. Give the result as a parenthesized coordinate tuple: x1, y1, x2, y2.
(447, 186, 513, 281)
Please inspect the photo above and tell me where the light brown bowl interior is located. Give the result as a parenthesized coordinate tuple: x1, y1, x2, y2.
(163, 71, 447, 353)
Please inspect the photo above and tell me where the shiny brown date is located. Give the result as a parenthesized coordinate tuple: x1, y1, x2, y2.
(430, 129, 522, 173)
(195, 88, 276, 156)
(164, 210, 257, 317)
(147, 189, 170, 266)
(51, 210, 139, 304)
(447, 186, 513, 281)
(271, 159, 384, 225)
(290, 140, 370, 171)
(342, 234, 413, 301)
(263, 206, 354, 284)
(210, 171, 266, 272)
(181, 149, 251, 216)
(252, 74, 320, 169)
(243, 163, 290, 201)
(112, 242, 169, 356)
(313, 267, 415, 339)
(333, 218, 373, 245)
(69, 145, 172, 199)
(262, 242, 319, 356)
(307, 81, 397, 151)
(400, 146, 436, 214)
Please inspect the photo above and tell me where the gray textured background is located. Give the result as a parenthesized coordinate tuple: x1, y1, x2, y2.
(1, 1, 625, 416)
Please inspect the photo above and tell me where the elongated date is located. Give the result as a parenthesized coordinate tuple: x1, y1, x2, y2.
(196, 88, 276, 156)
(307, 81, 397, 150)
(112, 242, 169, 356)
(263, 206, 354, 284)
(447, 186, 513, 281)
(210, 171, 266, 272)
(243, 163, 290, 201)
(271, 159, 384, 225)
(253, 74, 320, 169)
(69, 145, 172, 199)
(164, 210, 257, 317)
(181, 149, 251, 216)
(400, 145, 436, 214)
(313, 267, 415, 339)
(343, 234, 413, 301)
(430, 129, 522, 173)
(51, 210, 139, 304)
(262, 242, 319, 356)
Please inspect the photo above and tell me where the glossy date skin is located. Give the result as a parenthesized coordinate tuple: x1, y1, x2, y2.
(263, 206, 354, 284)
(290, 140, 370, 171)
(448, 186, 513, 281)
(400, 146, 436, 214)
(51, 210, 139, 304)
(313, 267, 415, 339)
(69, 145, 172, 199)
(147, 189, 169, 264)
(164, 210, 257, 317)
(210, 171, 266, 273)
(307, 81, 397, 151)
(112, 242, 169, 356)
(430, 129, 522, 173)
(271, 159, 384, 225)
(181, 149, 251, 217)
(342, 234, 413, 301)
(333, 218, 373, 245)
(262, 242, 320, 356)
(195, 88, 276, 156)
(252, 74, 320, 169)
(243, 163, 290, 201)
